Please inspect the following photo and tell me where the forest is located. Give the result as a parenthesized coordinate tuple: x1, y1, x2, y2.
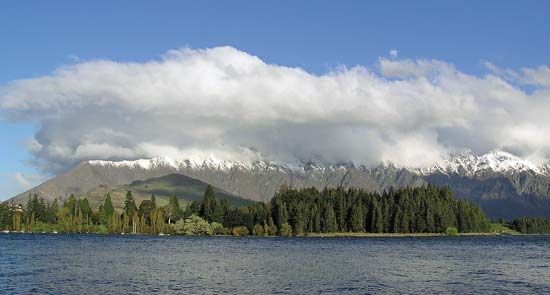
(0, 184, 492, 236)
(511, 217, 550, 234)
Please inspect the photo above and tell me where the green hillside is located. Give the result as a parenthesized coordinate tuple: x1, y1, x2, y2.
(86, 173, 252, 210)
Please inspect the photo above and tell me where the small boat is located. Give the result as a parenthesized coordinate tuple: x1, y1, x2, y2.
(52, 231, 58, 234)
(158, 233, 165, 236)
(1, 230, 9, 234)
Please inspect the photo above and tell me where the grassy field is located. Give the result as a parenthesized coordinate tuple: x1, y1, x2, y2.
(489, 223, 520, 235)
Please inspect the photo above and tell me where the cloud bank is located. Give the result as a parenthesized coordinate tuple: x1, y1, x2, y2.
(2, 46, 550, 173)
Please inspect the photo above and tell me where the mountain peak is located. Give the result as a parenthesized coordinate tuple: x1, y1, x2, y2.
(415, 149, 542, 176)
(85, 149, 547, 177)
(87, 156, 259, 171)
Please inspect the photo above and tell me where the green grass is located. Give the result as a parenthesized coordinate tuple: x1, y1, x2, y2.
(30, 221, 61, 233)
(489, 223, 520, 235)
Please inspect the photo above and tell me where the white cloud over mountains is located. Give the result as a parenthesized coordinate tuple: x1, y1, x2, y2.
(1, 46, 550, 173)
(13, 172, 45, 190)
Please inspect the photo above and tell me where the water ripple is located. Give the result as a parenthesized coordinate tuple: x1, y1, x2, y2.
(0, 234, 549, 294)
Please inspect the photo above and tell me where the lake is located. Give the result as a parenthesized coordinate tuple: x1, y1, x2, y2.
(1, 234, 549, 294)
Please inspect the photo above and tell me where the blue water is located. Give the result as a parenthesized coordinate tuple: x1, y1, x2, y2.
(0, 234, 549, 294)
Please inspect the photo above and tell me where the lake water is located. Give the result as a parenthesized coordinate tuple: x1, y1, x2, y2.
(0, 234, 549, 294)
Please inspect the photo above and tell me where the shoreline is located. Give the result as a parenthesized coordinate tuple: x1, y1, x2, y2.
(1, 230, 525, 238)
(302, 232, 500, 238)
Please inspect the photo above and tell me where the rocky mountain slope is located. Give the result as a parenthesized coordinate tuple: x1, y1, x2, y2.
(7, 150, 550, 219)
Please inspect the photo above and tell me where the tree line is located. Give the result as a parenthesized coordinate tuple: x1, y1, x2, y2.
(511, 217, 550, 234)
(268, 185, 489, 234)
(0, 192, 172, 234)
(1, 184, 493, 236)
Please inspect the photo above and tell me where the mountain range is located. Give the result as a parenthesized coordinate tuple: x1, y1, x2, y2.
(7, 150, 550, 219)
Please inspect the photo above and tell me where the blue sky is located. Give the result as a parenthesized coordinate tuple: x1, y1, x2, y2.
(1, 1, 550, 200)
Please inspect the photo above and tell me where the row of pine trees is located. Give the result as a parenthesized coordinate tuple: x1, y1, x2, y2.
(512, 217, 550, 234)
(1, 185, 492, 235)
(269, 185, 490, 234)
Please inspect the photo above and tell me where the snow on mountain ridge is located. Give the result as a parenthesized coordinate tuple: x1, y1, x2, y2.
(415, 149, 543, 176)
(87, 157, 257, 171)
(86, 150, 548, 176)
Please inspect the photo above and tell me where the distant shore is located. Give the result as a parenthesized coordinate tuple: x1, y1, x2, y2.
(1, 230, 516, 238)
(303, 232, 501, 238)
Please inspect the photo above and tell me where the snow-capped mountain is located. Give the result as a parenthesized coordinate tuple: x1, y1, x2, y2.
(414, 150, 545, 176)
(87, 157, 355, 174)
(87, 149, 549, 178)
(8, 150, 550, 219)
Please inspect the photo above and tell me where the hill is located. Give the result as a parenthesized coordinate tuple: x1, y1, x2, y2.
(85, 173, 252, 210)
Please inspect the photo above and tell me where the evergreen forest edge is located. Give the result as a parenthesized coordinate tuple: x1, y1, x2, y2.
(1, 184, 549, 236)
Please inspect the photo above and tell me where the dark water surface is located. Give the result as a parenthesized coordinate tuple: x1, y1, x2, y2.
(1, 234, 549, 294)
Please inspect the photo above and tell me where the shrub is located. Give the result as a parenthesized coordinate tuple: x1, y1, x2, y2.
(278, 223, 292, 237)
(211, 222, 227, 235)
(231, 226, 249, 237)
(252, 224, 264, 236)
(96, 224, 109, 234)
(445, 226, 458, 237)
(171, 215, 212, 236)
(268, 225, 278, 236)
(262, 224, 273, 236)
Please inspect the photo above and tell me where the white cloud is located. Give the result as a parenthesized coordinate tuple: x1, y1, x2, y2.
(485, 62, 550, 88)
(67, 55, 81, 62)
(522, 65, 550, 87)
(389, 49, 398, 58)
(13, 172, 46, 191)
(1, 46, 550, 173)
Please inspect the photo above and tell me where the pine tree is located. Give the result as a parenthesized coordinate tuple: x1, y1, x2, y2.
(79, 198, 92, 219)
(350, 199, 364, 232)
(322, 202, 337, 232)
(102, 193, 115, 224)
(46, 199, 59, 224)
(211, 200, 225, 223)
(166, 195, 181, 224)
(272, 198, 288, 227)
(200, 185, 217, 222)
(138, 199, 156, 225)
(374, 201, 383, 233)
(123, 191, 137, 217)
(27, 194, 46, 223)
(65, 194, 78, 217)
(0, 204, 8, 230)
(289, 205, 305, 234)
